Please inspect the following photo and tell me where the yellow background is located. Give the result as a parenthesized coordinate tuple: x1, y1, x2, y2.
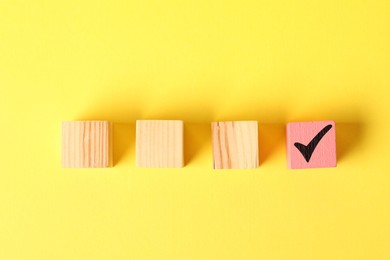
(1, 0, 389, 259)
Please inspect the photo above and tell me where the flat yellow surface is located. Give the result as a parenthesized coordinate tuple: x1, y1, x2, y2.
(1, 0, 389, 259)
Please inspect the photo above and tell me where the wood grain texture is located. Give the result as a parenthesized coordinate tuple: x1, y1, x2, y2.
(136, 120, 183, 168)
(211, 121, 259, 169)
(286, 121, 336, 169)
(62, 121, 110, 168)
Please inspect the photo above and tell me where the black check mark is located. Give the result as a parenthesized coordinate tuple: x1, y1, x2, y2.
(294, 124, 333, 163)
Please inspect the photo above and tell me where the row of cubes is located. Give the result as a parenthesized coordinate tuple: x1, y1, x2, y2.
(62, 120, 336, 169)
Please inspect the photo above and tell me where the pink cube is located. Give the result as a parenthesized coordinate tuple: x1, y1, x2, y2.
(287, 121, 336, 169)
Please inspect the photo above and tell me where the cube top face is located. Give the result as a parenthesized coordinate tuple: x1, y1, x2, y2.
(287, 120, 336, 169)
(136, 120, 184, 168)
(62, 121, 110, 168)
(211, 121, 258, 169)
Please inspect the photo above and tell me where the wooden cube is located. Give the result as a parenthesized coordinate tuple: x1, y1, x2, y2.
(287, 121, 336, 169)
(62, 121, 111, 168)
(211, 121, 258, 169)
(136, 120, 184, 168)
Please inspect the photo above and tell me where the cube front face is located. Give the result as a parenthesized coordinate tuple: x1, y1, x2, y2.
(62, 121, 110, 168)
(287, 121, 336, 169)
(136, 120, 184, 168)
(211, 121, 259, 169)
